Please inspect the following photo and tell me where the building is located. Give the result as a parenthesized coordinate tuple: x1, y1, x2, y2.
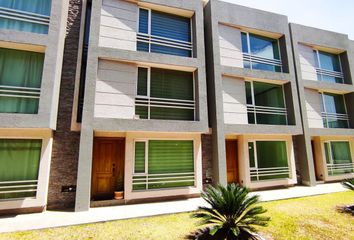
(0, 1, 69, 213)
(73, 0, 208, 212)
(204, 0, 304, 189)
(0, 0, 353, 214)
(290, 23, 354, 184)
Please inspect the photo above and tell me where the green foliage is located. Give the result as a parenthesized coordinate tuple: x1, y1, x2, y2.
(192, 184, 269, 240)
(341, 179, 354, 191)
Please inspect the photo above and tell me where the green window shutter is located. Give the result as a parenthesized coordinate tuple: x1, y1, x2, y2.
(0, 139, 42, 199)
(147, 140, 194, 189)
(0, 48, 44, 114)
(255, 141, 289, 180)
(150, 68, 193, 100)
(134, 142, 146, 173)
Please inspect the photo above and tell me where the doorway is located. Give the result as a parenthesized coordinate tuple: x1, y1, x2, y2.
(226, 140, 239, 184)
(91, 138, 125, 200)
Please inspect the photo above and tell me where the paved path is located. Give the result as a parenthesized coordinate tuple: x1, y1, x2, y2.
(0, 183, 348, 233)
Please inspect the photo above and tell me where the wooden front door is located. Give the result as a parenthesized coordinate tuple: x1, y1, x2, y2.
(91, 138, 125, 200)
(226, 140, 238, 184)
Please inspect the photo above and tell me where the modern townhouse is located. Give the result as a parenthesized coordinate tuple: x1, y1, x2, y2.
(74, 0, 208, 211)
(204, 0, 306, 190)
(290, 24, 354, 184)
(0, 0, 69, 213)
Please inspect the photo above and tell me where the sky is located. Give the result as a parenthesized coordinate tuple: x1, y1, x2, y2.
(224, 0, 354, 40)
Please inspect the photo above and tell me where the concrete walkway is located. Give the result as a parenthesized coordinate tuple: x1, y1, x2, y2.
(0, 183, 348, 233)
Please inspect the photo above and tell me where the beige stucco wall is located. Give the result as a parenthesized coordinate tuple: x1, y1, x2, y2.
(94, 60, 137, 119)
(99, 0, 138, 50)
(222, 76, 248, 124)
(304, 88, 323, 128)
(218, 24, 243, 68)
(298, 43, 317, 81)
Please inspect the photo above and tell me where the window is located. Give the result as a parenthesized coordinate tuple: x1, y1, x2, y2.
(0, 139, 42, 200)
(314, 50, 343, 84)
(135, 67, 195, 121)
(324, 141, 354, 176)
(133, 140, 195, 190)
(245, 81, 287, 125)
(249, 141, 290, 181)
(0, 0, 51, 34)
(320, 92, 349, 128)
(137, 8, 192, 57)
(241, 32, 282, 72)
(0, 48, 44, 114)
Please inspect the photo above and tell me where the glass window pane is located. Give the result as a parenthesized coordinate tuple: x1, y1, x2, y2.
(251, 62, 281, 72)
(241, 32, 248, 53)
(138, 9, 149, 34)
(256, 113, 287, 125)
(247, 112, 255, 124)
(249, 34, 280, 60)
(248, 142, 255, 168)
(245, 82, 252, 105)
(0, 48, 44, 114)
(318, 51, 341, 72)
(137, 68, 148, 96)
(151, 10, 191, 42)
(137, 42, 149, 52)
(256, 141, 289, 180)
(148, 140, 194, 189)
(324, 142, 331, 164)
(0, 0, 51, 34)
(253, 82, 285, 108)
(151, 44, 191, 57)
(327, 119, 349, 129)
(150, 107, 194, 121)
(135, 106, 148, 119)
(0, 139, 42, 199)
(134, 142, 146, 173)
(150, 68, 194, 100)
(331, 142, 352, 164)
(322, 93, 346, 114)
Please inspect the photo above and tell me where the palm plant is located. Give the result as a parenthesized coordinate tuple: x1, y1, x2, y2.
(339, 178, 354, 215)
(191, 184, 269, 240)
(341, 178, 354, 191)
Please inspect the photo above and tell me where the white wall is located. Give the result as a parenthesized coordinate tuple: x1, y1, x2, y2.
(99, 0, 138, 50)
(304, 88, 323, 128)
(218, 24, 243, 68)
(94, 60, 137, 119)
(298, 43, 317, 81)
(222, 76, 248, 124)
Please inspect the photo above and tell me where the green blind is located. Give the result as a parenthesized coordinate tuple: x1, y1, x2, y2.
(0, 139, 42, 199)
(137, 68, 148, 96)
(255, 141, 289, 180)
(134, 142, 146, 173)
(148, 140, 194, 174)
(331, 141, 352, 164)
(0, 48, 44, 114)
(150, 68, 193, 100)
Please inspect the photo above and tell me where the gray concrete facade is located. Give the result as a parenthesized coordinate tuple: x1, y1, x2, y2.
(75, 0, 208, 211)
(290, 23, 354, 184)
(204, 0, 303, 186)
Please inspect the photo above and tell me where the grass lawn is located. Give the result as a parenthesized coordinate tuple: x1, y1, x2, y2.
(0, 191, 353, 240)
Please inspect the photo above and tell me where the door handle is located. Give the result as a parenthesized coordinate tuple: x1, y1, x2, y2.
(112, 163, 116, 176)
